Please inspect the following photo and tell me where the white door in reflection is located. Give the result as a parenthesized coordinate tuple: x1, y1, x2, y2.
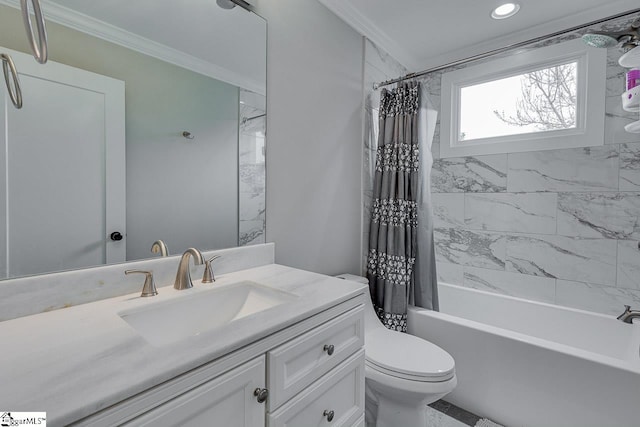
(0, 46, 125, 278)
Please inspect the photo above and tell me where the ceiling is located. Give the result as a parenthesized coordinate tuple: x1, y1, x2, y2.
(18, 0, 267, 93)
(318, 0, 640, 72)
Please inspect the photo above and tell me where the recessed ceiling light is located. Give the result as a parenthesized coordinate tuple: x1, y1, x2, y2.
(491, 3, 520, 20)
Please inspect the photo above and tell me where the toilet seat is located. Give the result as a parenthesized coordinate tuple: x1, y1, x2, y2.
(365, 360, 454, 382)
(365, 328, 455, 382)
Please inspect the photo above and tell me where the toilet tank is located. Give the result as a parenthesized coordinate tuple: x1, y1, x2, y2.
(335, 274, 385, 332)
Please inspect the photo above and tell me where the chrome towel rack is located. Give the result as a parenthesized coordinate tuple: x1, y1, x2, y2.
(1, 53, 22, 109)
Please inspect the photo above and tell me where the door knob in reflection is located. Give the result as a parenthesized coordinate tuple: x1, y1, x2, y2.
(110, 231, 123, 241)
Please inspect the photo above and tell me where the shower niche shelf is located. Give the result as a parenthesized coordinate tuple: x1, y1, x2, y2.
(622, 87, 640, 112)
(619, 45, 640, 68)
(620, 46, 640, 134)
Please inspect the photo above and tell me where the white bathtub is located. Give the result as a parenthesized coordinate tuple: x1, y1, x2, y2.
(407, 283, 640, 427)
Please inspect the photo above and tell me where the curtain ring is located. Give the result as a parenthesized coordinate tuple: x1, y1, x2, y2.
(20, 0, 48, 64)
(1, 54, 23, 109)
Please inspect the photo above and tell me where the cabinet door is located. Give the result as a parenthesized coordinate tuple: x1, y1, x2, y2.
(126, 356, 266, 427)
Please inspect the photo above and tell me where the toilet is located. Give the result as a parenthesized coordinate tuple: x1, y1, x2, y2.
(336, 274, 457, 427)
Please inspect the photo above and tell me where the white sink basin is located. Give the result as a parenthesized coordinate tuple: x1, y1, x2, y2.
(118, 281, 297, 346)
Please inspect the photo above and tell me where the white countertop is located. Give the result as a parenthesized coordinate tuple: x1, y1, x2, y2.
(0, 264, 365, 426)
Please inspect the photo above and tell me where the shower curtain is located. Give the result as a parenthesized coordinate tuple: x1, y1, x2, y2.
(366, 81, 439, 332)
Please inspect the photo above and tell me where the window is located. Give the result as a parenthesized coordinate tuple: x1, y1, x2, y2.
(440, 39, 606, 158)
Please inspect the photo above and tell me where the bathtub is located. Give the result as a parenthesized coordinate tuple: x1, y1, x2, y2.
(407, 283, 640, 427)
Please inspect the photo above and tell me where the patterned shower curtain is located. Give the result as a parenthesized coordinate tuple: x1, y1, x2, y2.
(366, 81, 438, 332)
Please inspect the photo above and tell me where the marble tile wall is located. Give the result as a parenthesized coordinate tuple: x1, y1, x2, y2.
(239, 90, 266, 246)
(427, 15, 640, 316)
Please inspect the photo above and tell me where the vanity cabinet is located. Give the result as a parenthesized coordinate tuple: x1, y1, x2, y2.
(266, 305, 365, 427)
(268, 350, 364, 427)
(76, 297, 365, 427)
(124, 357, 267, 427)
(266, 306, 364, 410)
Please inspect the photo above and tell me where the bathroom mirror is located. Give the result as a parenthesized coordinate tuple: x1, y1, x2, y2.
(0, 0, 266, 279)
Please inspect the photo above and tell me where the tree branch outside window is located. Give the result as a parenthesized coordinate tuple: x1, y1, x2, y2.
(493, 63, 577, 130)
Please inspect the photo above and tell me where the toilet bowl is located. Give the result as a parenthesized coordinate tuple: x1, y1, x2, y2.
(336, 274, 457, 427)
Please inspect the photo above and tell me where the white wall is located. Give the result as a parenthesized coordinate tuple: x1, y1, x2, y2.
(255, 0, 364, 275)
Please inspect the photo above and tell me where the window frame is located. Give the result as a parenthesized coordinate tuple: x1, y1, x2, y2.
(439, 39, 607, 158)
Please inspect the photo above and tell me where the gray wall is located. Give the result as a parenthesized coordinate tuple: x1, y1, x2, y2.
(426, 15, 640, 316)
(256, 0, 364, 275)
(0, 5, 239, 262)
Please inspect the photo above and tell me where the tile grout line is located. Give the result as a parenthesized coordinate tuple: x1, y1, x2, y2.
(505, 152, 510, 193)
(615, 143, 621, 289)
(554, 189, 559, 304)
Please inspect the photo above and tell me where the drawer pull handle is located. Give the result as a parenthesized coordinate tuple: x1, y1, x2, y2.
(323, 344, 335, 355)
(253, 387, 268, 403)
(323, 410, 335, 422)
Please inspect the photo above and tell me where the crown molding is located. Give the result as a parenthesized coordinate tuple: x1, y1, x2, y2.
(320, 0, 640, 78)
(317, 0, 420, 71)
(0, 0, 265, 95)
(414, 0, 640, 71)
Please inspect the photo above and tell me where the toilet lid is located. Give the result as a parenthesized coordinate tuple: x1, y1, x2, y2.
(365, 328, 455, 381)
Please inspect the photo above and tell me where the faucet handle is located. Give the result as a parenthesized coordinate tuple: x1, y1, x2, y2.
(202, 255, 221, 283)
(125, 270, 158, 297)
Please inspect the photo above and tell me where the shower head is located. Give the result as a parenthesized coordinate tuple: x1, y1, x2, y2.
(582, 19, 640, 49)
(216, 0, 253, 11)
(581, 32, 620, 48)
(216, 0, 236, 9)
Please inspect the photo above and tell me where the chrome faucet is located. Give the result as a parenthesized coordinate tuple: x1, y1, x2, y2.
(151, 240, 169, 257)
(174, 248, 204, 290)
(616, 305, 640, 324)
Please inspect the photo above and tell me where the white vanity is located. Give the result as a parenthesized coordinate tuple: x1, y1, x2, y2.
(0, 244, 366, 427)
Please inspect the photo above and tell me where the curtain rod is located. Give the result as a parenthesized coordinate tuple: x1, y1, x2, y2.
(373, 8, 640, 90)
(242, 113, 266, 124)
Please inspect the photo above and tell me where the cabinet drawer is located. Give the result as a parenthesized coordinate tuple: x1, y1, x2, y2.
(268, 349, 365, 427)
(267, 305, 364, 410)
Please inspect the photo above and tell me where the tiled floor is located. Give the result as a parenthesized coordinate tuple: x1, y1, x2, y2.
(367, 399, 502, 427)
(429, 400, 504, 427)
(425, 406, 469, 427)
(429, 400, 481, 426)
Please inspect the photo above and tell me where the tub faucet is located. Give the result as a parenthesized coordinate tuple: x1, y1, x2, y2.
(616, 305, 640, 324)
(174, 248, 204, 290)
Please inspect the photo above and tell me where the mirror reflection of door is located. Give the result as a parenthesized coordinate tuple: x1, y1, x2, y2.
(0, 46, 125, 279)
